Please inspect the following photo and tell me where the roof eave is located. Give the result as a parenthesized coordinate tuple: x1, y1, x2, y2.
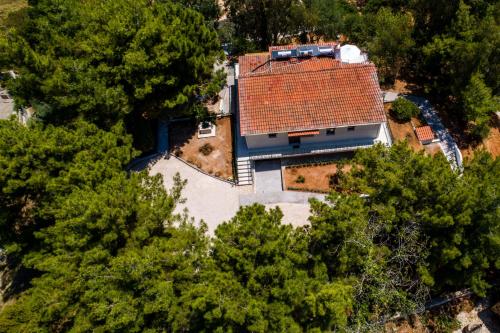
(241, 119, 387, 136)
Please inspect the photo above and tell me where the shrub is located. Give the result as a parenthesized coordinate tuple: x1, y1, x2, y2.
(329, 173, 340, 188)
(424, 310, 460, 333)
(392, 97, 419, 121)
(199, 143, 214, 156)
(470, 119, 491, 139)
(295, 175, 305, 183)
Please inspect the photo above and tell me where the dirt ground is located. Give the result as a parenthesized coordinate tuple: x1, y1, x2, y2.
(169, 117, 234, 180)
(423, 142, 443, 157)
(284, 163, 352, 193)
(385, 104, 430, 153)
(0, 0, 26, 30)
(461, 125, 500, 160)
(385, 297, 500, 333)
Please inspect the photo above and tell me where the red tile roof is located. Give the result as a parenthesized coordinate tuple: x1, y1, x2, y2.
(238, 53, 269, 77)
(288, 130, 320, 137)
(238, 54, 386, 135)
(240, 56, 346, 77)
(415, 126, 435, 142)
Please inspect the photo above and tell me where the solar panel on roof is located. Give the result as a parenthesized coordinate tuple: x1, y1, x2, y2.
(270, 44, 337, 60)
(318, 46, 335, 56)
(271, 49, 297, 60)
(297, 45, 319, 57)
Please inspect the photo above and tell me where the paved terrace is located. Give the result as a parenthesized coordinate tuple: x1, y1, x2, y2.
(148, 156, 321, 234)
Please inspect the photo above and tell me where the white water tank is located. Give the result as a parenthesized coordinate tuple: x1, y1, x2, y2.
(339, 45, 367, 63)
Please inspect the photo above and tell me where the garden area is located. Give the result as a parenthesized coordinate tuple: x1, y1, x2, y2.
(283, 154, 353, 193)
(385, 97, 442, 157)
(169, 116, 234, 180)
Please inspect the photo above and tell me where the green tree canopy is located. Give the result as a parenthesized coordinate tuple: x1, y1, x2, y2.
(0, 119, 136, 255)
(0, 170, 210, 332)
(187, 204, 354, 332)
(344, 143, 500, 296)
(177, 0, 220, 22)
(391, 97, 420, 121)
(366, 8, 414, 83)
(224, 0, 300, 49)
(291, 0, 356, 43)
(421, 1, 499, 120)
(462, 72, 499, 138)
(1, 0, 223, 127)
(0, 117, 212, 332)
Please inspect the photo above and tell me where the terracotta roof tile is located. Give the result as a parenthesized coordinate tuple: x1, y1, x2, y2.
(240, 56, 346, 77)
(238, 53, 269, 77)
(288, 130, 320, 137)
(238, 56, 386, 135)
(415, 126, 435, 142)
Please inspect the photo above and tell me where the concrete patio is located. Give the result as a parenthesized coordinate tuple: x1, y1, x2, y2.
(148, 156, 319, 234)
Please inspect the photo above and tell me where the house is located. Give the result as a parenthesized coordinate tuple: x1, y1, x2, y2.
(234, 43, 392, 185)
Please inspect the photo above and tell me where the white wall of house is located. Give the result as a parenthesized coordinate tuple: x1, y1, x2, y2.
(245, 123, 382, 149)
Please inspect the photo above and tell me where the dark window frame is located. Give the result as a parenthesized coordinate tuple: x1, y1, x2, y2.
(326, 128, 336, 135)
(288, 136, 300, 146)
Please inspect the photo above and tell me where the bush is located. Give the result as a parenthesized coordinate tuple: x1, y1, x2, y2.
(392, 97, 420, 121)
(424, 310, 460, 333)
(295, 175, 305, 183)
(470, 119, 491, 139)
(329, 174, 340, 188)
(199, 143, 214, 156)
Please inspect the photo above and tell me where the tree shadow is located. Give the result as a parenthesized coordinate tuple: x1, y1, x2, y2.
(1, 255, 40, 304)
(477, 308, 500, 333)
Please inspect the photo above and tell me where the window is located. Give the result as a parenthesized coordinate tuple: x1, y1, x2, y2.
(347, 126, 355, 131)
(326, 128, 336, 135)
(288, 136, 300, 148)
(268, 133, 277, 138)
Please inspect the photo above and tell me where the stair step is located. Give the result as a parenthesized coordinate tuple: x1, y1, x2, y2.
(238, 177, 253, 183)
(238, 173, 252, 177)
